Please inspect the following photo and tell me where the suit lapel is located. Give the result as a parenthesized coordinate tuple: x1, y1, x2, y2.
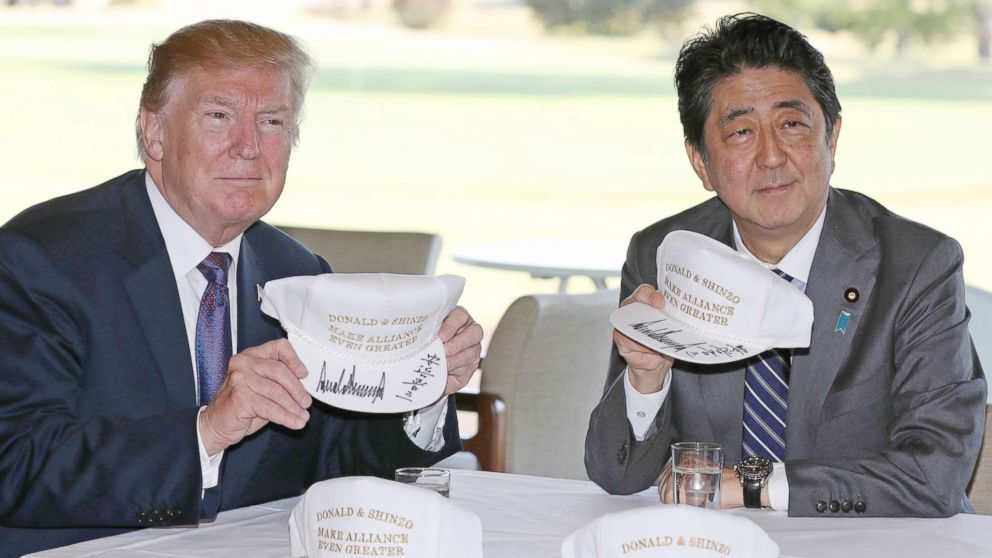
(237, 236, 283, 352)
(787, 189, 878, 457)
(119, 173, 196, 408)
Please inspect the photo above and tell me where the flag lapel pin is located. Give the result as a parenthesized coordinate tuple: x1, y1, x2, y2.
(835, 311, 852, 335)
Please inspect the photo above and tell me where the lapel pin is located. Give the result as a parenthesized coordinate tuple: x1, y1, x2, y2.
(256, 284, 264, 302)
(844, 287, 859, 303)
(835, 311, 852, 335)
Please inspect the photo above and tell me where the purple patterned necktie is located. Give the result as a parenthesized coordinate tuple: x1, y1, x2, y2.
(196, 252, 232, 405)
(742, 268, 799, 462)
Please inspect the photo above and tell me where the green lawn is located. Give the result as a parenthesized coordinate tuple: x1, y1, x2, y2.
(2, 4, 990, 337)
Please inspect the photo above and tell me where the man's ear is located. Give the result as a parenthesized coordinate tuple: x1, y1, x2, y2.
(827, 115, 842, 171)
(685, 138, 714, 192)
(139, 109, 164, 162)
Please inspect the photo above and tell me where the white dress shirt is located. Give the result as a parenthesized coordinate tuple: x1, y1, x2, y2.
(144, 175, 447, 493)
(624, 206, 827, 510)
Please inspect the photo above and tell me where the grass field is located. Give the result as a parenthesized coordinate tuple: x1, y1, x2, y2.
(2, 2, 990, 340)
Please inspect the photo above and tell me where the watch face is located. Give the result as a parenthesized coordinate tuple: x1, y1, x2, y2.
(736, 457, 773, 479)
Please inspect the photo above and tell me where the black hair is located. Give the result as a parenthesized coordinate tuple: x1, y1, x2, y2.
(675, 13, 841, 153)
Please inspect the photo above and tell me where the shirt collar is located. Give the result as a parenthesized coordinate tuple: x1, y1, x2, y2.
(145, 172, 242, 280)
(732, 204, 826, 286)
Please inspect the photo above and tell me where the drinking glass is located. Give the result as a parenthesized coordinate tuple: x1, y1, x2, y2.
(394, 467, 451, 498)
(670, 442, 723, 509)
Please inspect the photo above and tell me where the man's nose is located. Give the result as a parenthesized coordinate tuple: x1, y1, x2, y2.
(229, 119, 261, 160)
(755, 127, 787, 169)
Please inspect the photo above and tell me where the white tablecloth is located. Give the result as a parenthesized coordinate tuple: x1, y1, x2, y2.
(28, 470, 992, 557)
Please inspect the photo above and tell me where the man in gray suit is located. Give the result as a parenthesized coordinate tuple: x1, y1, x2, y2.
(585, 13, 987, 517)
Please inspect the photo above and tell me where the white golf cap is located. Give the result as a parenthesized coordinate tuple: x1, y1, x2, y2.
(610, 230, 813, 364)
(289, 476, 483, 558)
(260, 273, 464, 413)
(561, 505, 779, 558)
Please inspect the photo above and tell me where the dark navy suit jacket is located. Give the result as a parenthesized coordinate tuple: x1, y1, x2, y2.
(0, 170, 459, 557)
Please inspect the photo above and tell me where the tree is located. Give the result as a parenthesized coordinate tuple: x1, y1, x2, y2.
(392, 0, 452, 30)
(976, 0, 992, 61)
(752, 0, 984, 59)
(525, 0, 695, 37)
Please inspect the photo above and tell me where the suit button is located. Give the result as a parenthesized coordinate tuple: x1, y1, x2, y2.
(815, 501, 827, 513)
(854, 501, 867, 514)
(841, 500, 853, 513)
(616, 443, 628, 465)
(828, 500, 840, 513)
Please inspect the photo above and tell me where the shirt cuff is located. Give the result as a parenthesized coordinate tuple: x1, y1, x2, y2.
(624, 367, 671, 441)
(197, 406, 224, 492)
(404, 396, 448, 452)
(767, 461, 789, 510)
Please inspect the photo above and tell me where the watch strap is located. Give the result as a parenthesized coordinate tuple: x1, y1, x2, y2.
(742, 478, 763, 508)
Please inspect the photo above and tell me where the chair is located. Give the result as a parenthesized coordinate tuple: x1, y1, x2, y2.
(453, 289, 619, 479)
(278, 226, 442, 275)
(967, 285, 992, 401)
(965, 285, 991, 514)
(968, 405, 992, 515)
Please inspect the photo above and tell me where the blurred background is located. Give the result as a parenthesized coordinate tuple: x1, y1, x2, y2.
(2, 0, 990, 349)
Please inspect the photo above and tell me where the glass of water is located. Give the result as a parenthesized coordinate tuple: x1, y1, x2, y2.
(671, 442, 723, 509)
(394, 467, 451, 498)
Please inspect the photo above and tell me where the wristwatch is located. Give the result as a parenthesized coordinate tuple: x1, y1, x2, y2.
(734, 456, 773, 509)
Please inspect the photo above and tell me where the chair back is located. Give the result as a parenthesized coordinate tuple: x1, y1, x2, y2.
(479, 289, 618, 480)
(967, 285, 992, 403)
(968, 405, 992, 515)
(278, 226, 442, 275)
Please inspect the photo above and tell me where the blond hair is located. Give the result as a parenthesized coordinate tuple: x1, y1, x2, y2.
(136, 19, 314, 159)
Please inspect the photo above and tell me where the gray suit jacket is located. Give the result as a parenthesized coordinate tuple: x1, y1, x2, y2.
(585, 188, 987, 517)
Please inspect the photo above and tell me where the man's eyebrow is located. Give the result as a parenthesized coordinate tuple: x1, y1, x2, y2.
(258, 105, 291, 115)
(199, 96, 238, 109)
(774, 99, 812, 115)
(197, 96, 291, 115)
(719, 107, 753, 127)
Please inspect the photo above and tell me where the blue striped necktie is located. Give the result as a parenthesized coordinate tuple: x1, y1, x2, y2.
(742, 268, 800, 462)
(195, 252, 232, 405)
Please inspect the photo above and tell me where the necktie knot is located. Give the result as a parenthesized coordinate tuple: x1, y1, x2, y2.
(772, 267, 807, 292)
(197, 252, 232, 286)
(771, 267, 794, 284)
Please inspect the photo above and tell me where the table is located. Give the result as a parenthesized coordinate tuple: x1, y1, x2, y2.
(452, 240, 627, 293)
(29, 470, 992, 558)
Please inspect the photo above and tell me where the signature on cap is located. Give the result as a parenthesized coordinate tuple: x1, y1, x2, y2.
(316, 363, 387, 403)
(631, 320, 750, 359)
(396, 354, 442, 403)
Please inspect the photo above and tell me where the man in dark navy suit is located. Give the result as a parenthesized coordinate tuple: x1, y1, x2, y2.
(0, 20, 482, 557)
